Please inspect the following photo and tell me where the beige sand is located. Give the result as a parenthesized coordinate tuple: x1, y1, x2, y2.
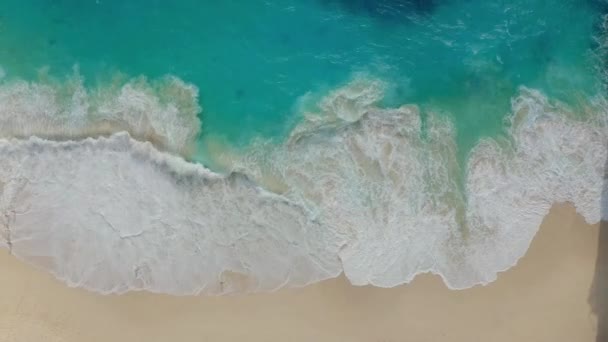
(0, 203, 604, 342)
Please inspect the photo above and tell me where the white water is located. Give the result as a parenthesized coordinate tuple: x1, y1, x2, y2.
(0, 134, 344, 295)
(0, 70, 201, 155)
(0, 75, 606, 294)
(225, 84, 608, 289)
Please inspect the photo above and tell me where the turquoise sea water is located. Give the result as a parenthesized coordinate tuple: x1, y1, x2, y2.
(0, 0, 605, 157)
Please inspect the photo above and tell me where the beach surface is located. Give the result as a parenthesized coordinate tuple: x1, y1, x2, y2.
(0, 203, 604, 342)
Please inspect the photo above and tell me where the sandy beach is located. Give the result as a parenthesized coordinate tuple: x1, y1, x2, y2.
(0, 203, 604, 342)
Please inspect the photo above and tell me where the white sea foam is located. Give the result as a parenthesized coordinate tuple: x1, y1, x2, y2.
(224, 80, 608, 289)
(227, 104, 464, 288)
(0, 134, 344, 295)
(0, 75, 606, 294)
(0, 70, 201, 155)
(460, 88, 607, 287)
(318, 77, 386, 122)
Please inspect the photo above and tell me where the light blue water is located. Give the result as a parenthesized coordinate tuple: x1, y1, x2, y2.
(0, 0, 605, 154)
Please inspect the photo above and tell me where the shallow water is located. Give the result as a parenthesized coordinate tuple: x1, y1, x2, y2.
(0, 0, 603, 150)
(0, 1, 606, 294)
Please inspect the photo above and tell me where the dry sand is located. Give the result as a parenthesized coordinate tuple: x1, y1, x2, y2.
(0, 203, 604, 342)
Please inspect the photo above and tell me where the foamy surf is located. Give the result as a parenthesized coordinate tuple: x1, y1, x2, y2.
(0, 69, 201, 156)
(0, 134, 345, 295)
(223, 82, 608, 289)
(0, 74, 606, 294)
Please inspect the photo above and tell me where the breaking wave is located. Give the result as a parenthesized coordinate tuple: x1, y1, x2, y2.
(0, 70, 201, 156)
(0, 71, 606, 295)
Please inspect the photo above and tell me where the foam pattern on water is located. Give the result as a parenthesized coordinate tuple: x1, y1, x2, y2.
(460, 88, 608, 286)
(228, 108, 463, 287)
(0, 134, 344, 295)
(225, 81, 608, 289)
(1, 76, 605, 294)
(0, 71, 201, 155)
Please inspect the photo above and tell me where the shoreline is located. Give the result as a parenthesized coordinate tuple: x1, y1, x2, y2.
(0, 203, 603, 341)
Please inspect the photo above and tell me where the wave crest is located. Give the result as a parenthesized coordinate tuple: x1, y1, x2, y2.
(0, 77, 606, 294)
(0, 70, 202, 155)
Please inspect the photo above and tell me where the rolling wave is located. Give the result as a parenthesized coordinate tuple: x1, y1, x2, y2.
(0, 74, 606, 294)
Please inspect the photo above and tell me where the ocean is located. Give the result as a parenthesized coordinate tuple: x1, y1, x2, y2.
(0, 0, 606, 294)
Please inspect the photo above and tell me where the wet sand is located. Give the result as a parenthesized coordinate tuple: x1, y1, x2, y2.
(0, 203, 603, 342)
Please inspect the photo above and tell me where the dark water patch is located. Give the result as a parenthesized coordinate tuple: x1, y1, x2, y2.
(318, 0, 441, 22)
(532, 32, 555, 64)
(588, 0, 608, 13)
(278, 33, 292, 45)
(235, 88, 246, 99)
